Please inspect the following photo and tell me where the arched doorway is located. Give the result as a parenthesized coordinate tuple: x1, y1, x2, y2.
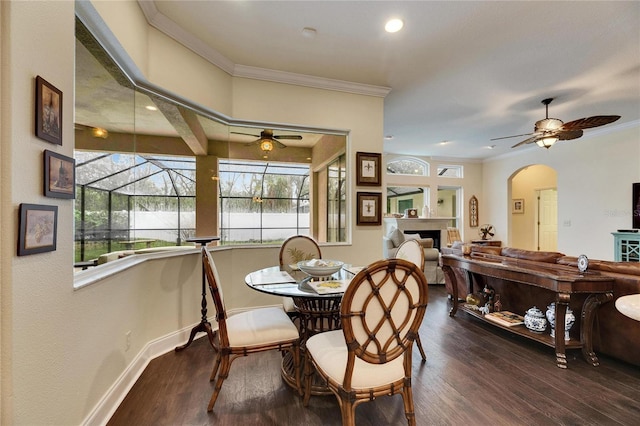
(509, 165, 558, 250)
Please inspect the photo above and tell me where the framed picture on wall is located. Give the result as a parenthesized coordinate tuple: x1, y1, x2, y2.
(44, 150, 75, 199)
(356, 152, 381, 186)
(18, 204, 58, 256)
(35, 76, 63, 145)
(357, 192, 381, 225)
(512, 198, 524, 214)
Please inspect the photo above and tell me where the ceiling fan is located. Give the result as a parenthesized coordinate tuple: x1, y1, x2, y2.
(232, 129, 302, 153)
(492, 98, 621, 149)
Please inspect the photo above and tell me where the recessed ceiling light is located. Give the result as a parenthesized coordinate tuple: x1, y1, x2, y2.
(439, 141, 449, 146)
(384, 135, 394, 140)
(302, 27, 317, 38)
(385, 19, 404, 33)
(487, 144, 497, 149)
(145, 105, 157, 111)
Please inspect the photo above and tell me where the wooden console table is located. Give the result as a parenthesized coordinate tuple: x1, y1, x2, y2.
(441, 253, 613, 368)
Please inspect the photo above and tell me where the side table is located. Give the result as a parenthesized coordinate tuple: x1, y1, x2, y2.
(175, 236, 220, 352)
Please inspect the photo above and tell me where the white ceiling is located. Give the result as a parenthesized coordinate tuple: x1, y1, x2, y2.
(134, 1, 639, 160)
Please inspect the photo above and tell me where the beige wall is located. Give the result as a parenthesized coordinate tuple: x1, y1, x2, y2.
(483, 124, 640, 259)
(1, 1, 384, 424)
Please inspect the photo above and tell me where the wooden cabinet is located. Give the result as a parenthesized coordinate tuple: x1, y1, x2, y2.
(612, 232, 640, 262)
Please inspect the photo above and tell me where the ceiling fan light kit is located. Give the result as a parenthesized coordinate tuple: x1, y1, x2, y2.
(492, 98, 621, 150)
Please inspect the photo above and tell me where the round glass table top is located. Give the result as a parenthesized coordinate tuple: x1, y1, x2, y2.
(245, 265, 361, 298)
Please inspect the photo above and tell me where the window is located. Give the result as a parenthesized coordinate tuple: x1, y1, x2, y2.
(74, 152, 196, 261)
(386, 158, 429, 176)
(218, 160, 310, 244)
(437, 165, 463, 178)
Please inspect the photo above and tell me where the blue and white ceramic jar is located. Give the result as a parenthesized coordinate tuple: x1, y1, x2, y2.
(546, 303, 576, 340)
(524, 306, 547, 332)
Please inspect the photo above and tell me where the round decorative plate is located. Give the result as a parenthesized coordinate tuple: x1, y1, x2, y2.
(577, 254, 589, 273)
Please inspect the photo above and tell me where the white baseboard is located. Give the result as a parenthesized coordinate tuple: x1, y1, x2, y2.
(80, 304, 279, 426)
(80, 324, 210, 426)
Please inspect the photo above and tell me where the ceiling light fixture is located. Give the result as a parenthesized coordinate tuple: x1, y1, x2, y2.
(260, 139, 274, 153)
(92, 127, 108, 138)
(145, 105, 158, 111)
(302, 27, 317, 38)
(384, 135, 394, 140)
(385, 18, 404, 33)
(536, 135, 558, 149)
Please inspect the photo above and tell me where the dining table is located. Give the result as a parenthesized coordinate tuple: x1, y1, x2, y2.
(245, 263, 363, 395)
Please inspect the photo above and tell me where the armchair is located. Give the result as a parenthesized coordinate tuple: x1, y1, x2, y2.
(383, 228, 444, 284)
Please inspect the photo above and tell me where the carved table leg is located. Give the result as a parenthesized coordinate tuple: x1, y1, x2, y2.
(581, 292, 614, 366)
(441, 265, 458, 317)
(554, 296, 569, 369)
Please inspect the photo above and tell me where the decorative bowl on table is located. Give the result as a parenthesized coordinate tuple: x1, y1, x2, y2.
(297, 259, 344, 277)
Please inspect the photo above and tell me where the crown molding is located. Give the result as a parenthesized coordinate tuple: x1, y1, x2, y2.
(233, 65, 391, 98)
(137, 1, 390, 98)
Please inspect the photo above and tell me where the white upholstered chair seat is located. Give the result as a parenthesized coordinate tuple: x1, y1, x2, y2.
(306, 330, 405, 389)
(226, 307, 300, 347)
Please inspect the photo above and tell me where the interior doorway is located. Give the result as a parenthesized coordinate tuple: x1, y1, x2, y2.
(509, 164, 557, 250)
(536, 188, 558, 251)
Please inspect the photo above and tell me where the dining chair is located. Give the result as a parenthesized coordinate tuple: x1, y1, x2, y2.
(303, 258, 428, 426)
(394, 239, 428, 362)
(202, 247, 302, 411)
(279, 235, 322, 318)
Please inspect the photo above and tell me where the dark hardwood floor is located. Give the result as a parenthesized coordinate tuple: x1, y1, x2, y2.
(108, 285, 640, 425)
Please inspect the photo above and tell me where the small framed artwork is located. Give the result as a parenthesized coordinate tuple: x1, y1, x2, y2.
(35, 76, 63, 145)
(357, 192, 382, 226)
(44, 150, 75, 199)
(18, 203, 58, 256)
(356, 152, 381, 186)
(512, 198, 524, 214)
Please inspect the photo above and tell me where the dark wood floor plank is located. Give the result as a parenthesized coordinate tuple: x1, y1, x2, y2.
(107, 285, 640, 426)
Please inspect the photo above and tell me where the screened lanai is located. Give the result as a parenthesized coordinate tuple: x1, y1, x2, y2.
(74, 151, 313, 263)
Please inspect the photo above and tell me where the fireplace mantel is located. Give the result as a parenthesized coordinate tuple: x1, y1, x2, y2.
(383, 217, 453, 250)
(383, 217, 452, 234)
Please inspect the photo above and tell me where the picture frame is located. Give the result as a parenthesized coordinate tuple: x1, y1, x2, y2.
(512, 198, 524, 214)
(356, 192, 382, 226)
(18, 203, 58, 256)
(35, 76, 63, 145)
(44, 150, 75, 199)
(356, 152, 381, 186)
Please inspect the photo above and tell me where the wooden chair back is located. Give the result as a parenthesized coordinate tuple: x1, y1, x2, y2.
(202, 246, 230, 349)
(340, 259, 428, 378)
(279, 235, 322, 271)
(395, 239, 425, 272)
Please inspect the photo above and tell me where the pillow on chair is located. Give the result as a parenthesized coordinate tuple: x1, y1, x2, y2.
(388, 227, 405, 248)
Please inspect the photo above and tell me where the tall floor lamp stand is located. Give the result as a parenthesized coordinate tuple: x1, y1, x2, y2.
(175, 236, 220, 352)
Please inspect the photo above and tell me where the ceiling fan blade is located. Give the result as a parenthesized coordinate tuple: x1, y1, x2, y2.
(557, 129, 583, 141)
(490, 132, 536, 141)
(273, 135, 303, 140)
(561, 115, 621, 131)
(244, 138, 260, 146)
(511, 135, 541, 148)
(274, 140, 287, 149)
(232, 131, 260, 137)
